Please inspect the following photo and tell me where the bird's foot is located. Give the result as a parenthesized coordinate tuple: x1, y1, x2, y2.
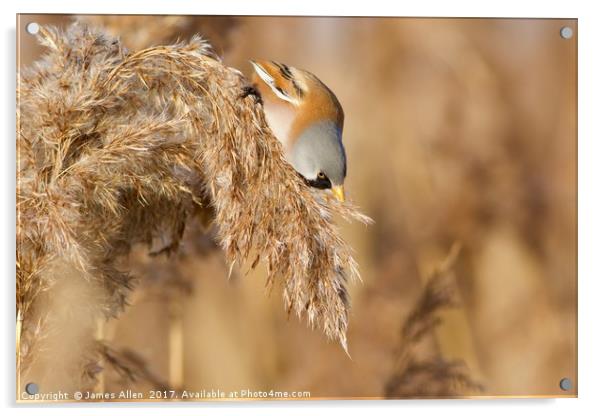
(240, 85, 263, 105)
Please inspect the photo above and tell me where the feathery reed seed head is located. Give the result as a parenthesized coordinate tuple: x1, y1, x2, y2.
(17, 23, 371, 357)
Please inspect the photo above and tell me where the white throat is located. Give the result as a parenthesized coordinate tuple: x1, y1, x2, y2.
(264, 103, 296, 150)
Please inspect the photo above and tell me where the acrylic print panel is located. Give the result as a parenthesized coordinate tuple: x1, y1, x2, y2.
(16, 14, 577, 402)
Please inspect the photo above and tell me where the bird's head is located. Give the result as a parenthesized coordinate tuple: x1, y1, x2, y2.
(250, 60, 347, 201)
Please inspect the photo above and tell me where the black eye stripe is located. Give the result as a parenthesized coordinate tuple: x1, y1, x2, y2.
(298, 172, 332, 190)
(306, 178, 331, 189)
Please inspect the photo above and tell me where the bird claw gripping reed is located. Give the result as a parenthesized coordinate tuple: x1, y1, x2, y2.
(17, 22, 372, 378)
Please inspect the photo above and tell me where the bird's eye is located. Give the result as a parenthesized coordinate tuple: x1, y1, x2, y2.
(304, 172, 332, 190)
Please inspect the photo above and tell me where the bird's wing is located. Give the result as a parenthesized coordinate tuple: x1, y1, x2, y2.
(250, 60, 303, 105)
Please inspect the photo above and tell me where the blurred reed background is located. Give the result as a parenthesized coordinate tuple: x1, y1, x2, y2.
(17, 15, 577, 398)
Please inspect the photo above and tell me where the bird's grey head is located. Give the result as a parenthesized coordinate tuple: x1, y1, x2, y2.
(288, 120, 347, 189)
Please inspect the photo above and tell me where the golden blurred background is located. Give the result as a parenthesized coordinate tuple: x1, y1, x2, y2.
(18, 15, 577, 398)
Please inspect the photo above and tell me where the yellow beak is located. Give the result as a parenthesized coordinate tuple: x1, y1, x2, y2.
(332, 186, 345, 202)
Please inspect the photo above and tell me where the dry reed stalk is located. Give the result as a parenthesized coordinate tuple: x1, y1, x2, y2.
(16, 310, 23, 393)
(94, 318, 106, 393)
(384, 243, 482, 397)
(168, 298, 184, 390)
(16, 22, 370, 387)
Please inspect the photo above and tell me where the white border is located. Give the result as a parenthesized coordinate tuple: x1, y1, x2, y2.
(3, 1, 600, 415)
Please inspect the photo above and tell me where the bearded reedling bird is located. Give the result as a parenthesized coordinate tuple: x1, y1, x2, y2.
(248, 60, 347, 202)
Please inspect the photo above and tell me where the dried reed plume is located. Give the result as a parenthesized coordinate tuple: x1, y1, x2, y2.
(17, 22, 370, 387)
(385, 244, 482, 397)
